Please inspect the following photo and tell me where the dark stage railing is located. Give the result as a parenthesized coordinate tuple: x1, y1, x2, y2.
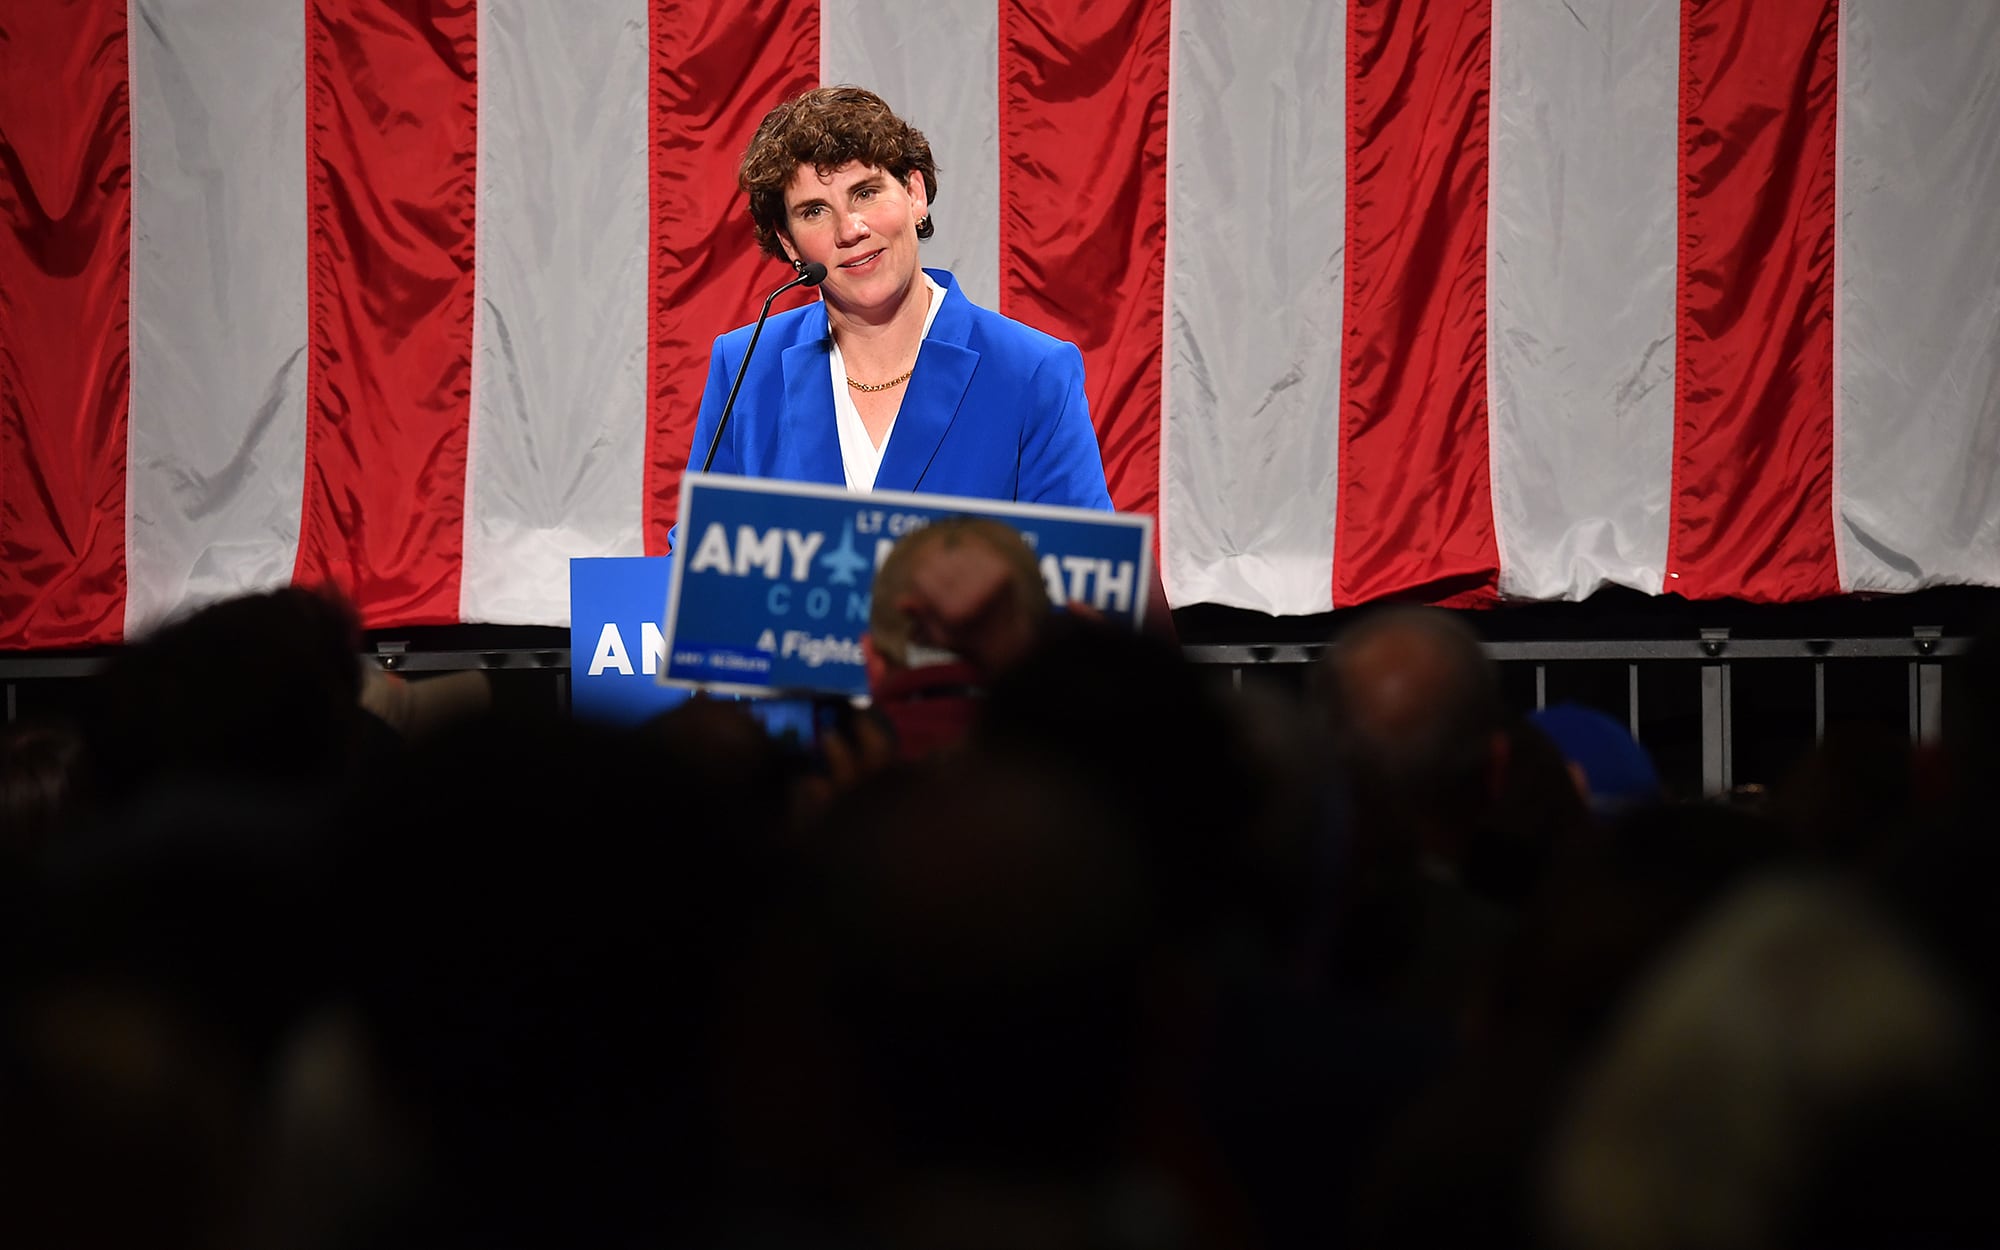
(6, 590, 1991, 801)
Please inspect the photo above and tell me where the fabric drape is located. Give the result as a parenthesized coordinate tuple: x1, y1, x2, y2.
(297, 0, 479, 625)
(0, 0, 131, 646)
(3, 0, 1997, 645)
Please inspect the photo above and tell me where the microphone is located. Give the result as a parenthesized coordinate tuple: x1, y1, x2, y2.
(701, 261, 829, 474)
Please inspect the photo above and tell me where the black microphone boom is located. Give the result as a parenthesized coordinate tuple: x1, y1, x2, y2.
(700, 262, 829, 474)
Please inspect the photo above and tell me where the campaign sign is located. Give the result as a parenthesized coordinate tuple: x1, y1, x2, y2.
(662, 473, 1154, 698)
(568, 555, 694, 725)
(565, 555, 819, 743)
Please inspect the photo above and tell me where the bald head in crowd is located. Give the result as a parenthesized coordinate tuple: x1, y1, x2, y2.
(866, 516, 1050, 682)
(1321, 606, 1507, 860)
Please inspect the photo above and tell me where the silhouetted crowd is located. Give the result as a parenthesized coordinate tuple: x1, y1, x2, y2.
(3, 572, 1997, 1250)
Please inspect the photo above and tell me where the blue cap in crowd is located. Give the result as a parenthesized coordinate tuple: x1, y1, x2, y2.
(1529, 702, 1661, 813)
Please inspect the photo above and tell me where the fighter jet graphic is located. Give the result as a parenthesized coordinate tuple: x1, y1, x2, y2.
(818, 523, 871, 587)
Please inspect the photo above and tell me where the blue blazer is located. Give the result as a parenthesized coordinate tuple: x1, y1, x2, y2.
(684, 269, 1114, 517)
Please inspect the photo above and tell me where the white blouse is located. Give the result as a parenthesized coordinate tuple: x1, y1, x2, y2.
(830, 272, 947, 493)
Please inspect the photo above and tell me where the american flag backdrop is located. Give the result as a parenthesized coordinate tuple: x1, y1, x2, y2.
(2, 0, 1996, 649)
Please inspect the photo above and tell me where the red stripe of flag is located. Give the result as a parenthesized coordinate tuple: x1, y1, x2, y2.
(1669, 0, 1840, 602)
(296, 0, 478, 625)
(644, 0, 820, 555)
(0, 0, 131, 647)
(998, 0, 1171, 521)
(1335, 0, 1497, 609)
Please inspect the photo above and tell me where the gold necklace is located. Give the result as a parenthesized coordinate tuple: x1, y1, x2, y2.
(847, 366, 914, 392)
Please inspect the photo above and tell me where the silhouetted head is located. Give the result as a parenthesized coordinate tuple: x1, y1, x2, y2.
(1319, 606, 1507, 864)
(79, 587, 371, 812)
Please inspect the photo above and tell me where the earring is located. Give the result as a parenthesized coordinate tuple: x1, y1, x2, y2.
(792, 256, 808, 275)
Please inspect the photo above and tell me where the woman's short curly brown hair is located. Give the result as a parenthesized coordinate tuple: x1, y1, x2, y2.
(739, 86, 938, 263)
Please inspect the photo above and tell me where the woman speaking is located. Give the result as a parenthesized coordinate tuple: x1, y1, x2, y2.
(682, 87, 1114, 513)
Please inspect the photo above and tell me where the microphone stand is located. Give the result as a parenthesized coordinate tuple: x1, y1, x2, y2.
(701, 261, 829, 473)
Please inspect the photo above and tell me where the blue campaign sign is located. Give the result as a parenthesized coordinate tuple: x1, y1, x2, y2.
(568, 554, 694, 725)
(662, 473, 1154, 698)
